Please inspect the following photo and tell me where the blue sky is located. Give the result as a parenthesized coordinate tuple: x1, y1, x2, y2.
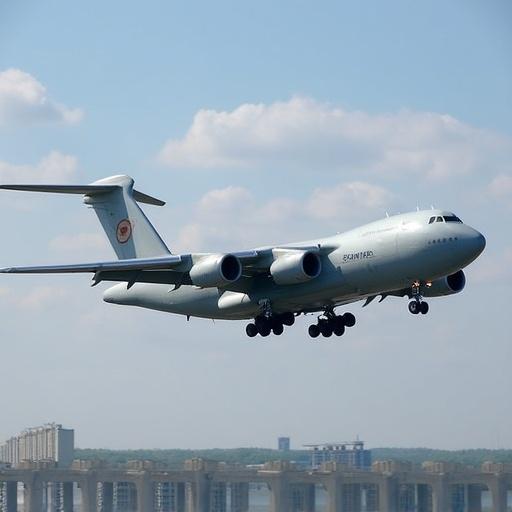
(0, 0, 511, 450)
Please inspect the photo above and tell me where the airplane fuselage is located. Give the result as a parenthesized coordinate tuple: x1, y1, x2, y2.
(103, 209, 485, 320)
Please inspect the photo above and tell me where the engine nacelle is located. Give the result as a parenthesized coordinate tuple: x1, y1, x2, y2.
(423, 270, 466, 297)
(270, 251, 322, 285)
(189, 254, 242, 288)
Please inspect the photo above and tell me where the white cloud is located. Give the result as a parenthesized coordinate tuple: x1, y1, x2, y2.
(0, 151, 78, 184)
(0, 68, 83, 127)
(175, 181, 394, 252)
(158, 97, 511, 180)
(307, 181, 393, 220)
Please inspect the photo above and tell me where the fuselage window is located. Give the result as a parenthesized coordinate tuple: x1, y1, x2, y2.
(436, 216, 443, 222)
(428, 216, 435, 224)
(443, 215, 462, 223)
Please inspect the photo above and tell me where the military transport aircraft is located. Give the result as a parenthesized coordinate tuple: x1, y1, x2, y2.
(0, 175, 485, 338)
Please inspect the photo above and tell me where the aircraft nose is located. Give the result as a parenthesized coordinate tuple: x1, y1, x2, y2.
(475, 231, 486, 254)
(465, 228, 486, 259)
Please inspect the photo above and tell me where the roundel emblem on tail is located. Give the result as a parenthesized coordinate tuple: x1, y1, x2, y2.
(116, 219, 132, 243)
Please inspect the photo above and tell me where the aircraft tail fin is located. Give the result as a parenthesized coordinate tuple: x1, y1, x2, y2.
(0, 175, 170, 259)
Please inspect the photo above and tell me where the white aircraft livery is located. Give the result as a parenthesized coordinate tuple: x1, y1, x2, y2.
(0, 175, 486, 338)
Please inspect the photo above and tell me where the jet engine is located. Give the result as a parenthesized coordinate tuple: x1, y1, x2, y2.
(189, 254, 242, 288)
(423, 270, 466, 297)
(270, 250, 322, 285)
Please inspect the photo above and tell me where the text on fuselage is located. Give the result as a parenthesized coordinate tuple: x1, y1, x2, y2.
(342, 250, 375, 263)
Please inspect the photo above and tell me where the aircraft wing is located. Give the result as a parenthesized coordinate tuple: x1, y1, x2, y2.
(0, 246, 331, 289)
(0, 255, 184, 274)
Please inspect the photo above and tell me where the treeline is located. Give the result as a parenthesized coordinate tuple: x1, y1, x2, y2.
(75, 447, 512, 467)
(371, 448, 512, 465)
(75, 448, 308, 467)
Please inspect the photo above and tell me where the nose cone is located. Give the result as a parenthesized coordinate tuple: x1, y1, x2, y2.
(468, 229, 486, 259)
(463, 228, 486, 263)
(474, 231, 486, 255)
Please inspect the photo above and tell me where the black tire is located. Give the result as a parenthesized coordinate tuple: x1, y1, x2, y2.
(333, 317, 345, 337)
(272, 323, 284, 336)
(308, 324, 320, 338)
(255, 316, 271, 336)
(255, 316, 269, 330)
(319, 321, 333, 338)
(420, 301, 429, 315)
(408, 300, 420, 314)
(259, 325, 271, 337)
(246, 323, 258, 337)
(280, 312, 295, 326)
(342, 312, 356, 327)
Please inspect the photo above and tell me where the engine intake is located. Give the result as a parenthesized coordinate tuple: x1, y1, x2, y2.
(423, 270, 466, 297)
(189, 254, 242, 288)
(270, 250, 322, 285)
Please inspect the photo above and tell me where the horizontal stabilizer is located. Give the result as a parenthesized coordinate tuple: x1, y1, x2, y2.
(132, 189, 166, 206)
(0, 183, 165, 206)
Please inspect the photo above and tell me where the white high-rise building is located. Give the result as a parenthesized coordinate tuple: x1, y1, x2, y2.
(0, 423, 74, 467)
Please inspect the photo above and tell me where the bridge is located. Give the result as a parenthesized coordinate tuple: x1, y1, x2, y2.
(1, 459, 511, 511)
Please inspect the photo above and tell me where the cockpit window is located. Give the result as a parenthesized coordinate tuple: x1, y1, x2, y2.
(436, 216, 443, 222)
(443, 215, 462, 223)
(428, 216, 435, 224)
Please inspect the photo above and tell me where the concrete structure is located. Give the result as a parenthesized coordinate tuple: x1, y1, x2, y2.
(278, 438, 291, 452)
(305, 441, 372, 470)
(0, 424, 74, 468)
(0, 458, 511, 511)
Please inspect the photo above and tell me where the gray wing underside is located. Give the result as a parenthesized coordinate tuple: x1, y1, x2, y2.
(0, 244, 334, 292)
(0, 250, 270, 290)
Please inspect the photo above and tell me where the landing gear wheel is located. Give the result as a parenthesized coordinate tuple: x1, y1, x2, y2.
(259, 325, 271, 337)
(280, 312, 295, 326)
(332, 317, 345, 337)
(308, 324, 320, 338)
(342, 312, 356, 327)
(255, 316, 271, 336)
(272, 323, 284, 336)
(408, 300, 420, 315)
(319, 320, 333, 338)
(420, 301, 429, 315)
(246, 323, 258, 337)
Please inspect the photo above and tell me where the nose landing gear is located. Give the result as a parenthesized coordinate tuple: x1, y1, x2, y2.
(408, 281, 429, 315)
(308, 310, 356, 339)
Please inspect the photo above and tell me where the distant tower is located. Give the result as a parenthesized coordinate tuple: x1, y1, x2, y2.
(278, 437, 290, 452)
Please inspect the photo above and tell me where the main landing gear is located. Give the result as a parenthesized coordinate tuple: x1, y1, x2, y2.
(308, 310, 356, 339)
(408, 281, 429, 315)
(245, 312, 295, 338)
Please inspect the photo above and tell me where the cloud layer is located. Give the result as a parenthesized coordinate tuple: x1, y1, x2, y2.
(158, 97, 511, 180)
(175, 181, 394, 252)
(0, 151, 78, 184)
(0, 69, 83, 127)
